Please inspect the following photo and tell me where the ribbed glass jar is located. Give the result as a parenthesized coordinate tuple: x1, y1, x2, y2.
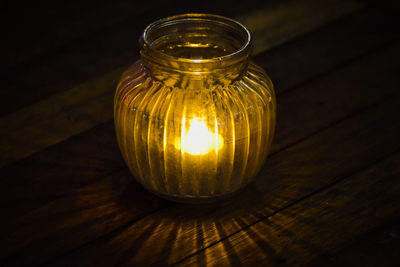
(114, 14, 276, 203)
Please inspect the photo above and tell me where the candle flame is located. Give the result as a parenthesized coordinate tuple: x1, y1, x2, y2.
(175, 117, 223, 155)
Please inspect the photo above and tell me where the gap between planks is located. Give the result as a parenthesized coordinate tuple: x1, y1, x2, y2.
(177, 147, 400, 266)
(40, 44, 400, 266)
(1, 0, 271, 117)
(1, 10, 398, 266)
(0, 0, 363, 168)
(4, 7, 389, 219)
(50, 88, 400, 266)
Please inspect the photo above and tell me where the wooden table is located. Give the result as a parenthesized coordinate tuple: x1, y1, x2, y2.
(2, 0, 400, 265)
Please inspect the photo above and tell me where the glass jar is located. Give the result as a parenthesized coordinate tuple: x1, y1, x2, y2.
(114, 14, 276, 203)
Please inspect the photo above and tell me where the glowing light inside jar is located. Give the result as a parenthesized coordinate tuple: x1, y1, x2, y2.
(175, 117, 224, 155)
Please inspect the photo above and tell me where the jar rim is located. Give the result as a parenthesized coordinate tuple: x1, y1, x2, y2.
(140, 13, 252, 65)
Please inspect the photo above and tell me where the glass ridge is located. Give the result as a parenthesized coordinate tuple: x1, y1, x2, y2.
(114, 14, 276, 203)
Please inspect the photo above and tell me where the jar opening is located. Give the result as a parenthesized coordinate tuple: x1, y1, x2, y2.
(140, 14, 251, 71)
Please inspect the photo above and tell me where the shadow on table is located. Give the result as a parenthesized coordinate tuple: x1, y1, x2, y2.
(110, 171, 324, 266)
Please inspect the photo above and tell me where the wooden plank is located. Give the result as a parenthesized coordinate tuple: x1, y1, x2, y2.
(308, 216, 400, 266)
(178, 150, 400, 266)
(39, 45, 400, 266)
(1, 16, 398, 265)
(0, 0, 363, 167)
(1, 168, 169, 266)
(0, 121, 123, 220)
(1, 9, 395, 226)
(3, 0, 160, 70)
(1, 0, 269, 116)
(4, 0, 270, 71)
(253, 8, 399, 94)
(237, 0, 363, 54)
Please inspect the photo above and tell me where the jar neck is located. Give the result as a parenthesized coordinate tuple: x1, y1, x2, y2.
(139, 14, 252, 88)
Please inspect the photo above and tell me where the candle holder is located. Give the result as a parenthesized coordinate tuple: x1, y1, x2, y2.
(114, 14, 276, 203)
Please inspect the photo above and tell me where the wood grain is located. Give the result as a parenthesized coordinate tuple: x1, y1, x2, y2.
(0, 121, 122, 219)
(237, 0, 363, 54)
(3, 0, 160, 70)
(178, 149, 400, 266)
(253, 8, 398, 94)
(2, 1, 398, 266)
(3, 0, 264, 71)
(0, 0, 363, 167)
(51, 87, 400, 266)
(2, 5, 399, 266)
(309, 216, 400, 266)
(14, 43, 400, 266)
(2, 10, 396, 227)
(1, 0, 269, 116)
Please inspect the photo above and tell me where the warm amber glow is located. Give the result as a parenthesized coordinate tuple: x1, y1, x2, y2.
(114, 14, 276, 202)
(175, 117, 224, 155)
